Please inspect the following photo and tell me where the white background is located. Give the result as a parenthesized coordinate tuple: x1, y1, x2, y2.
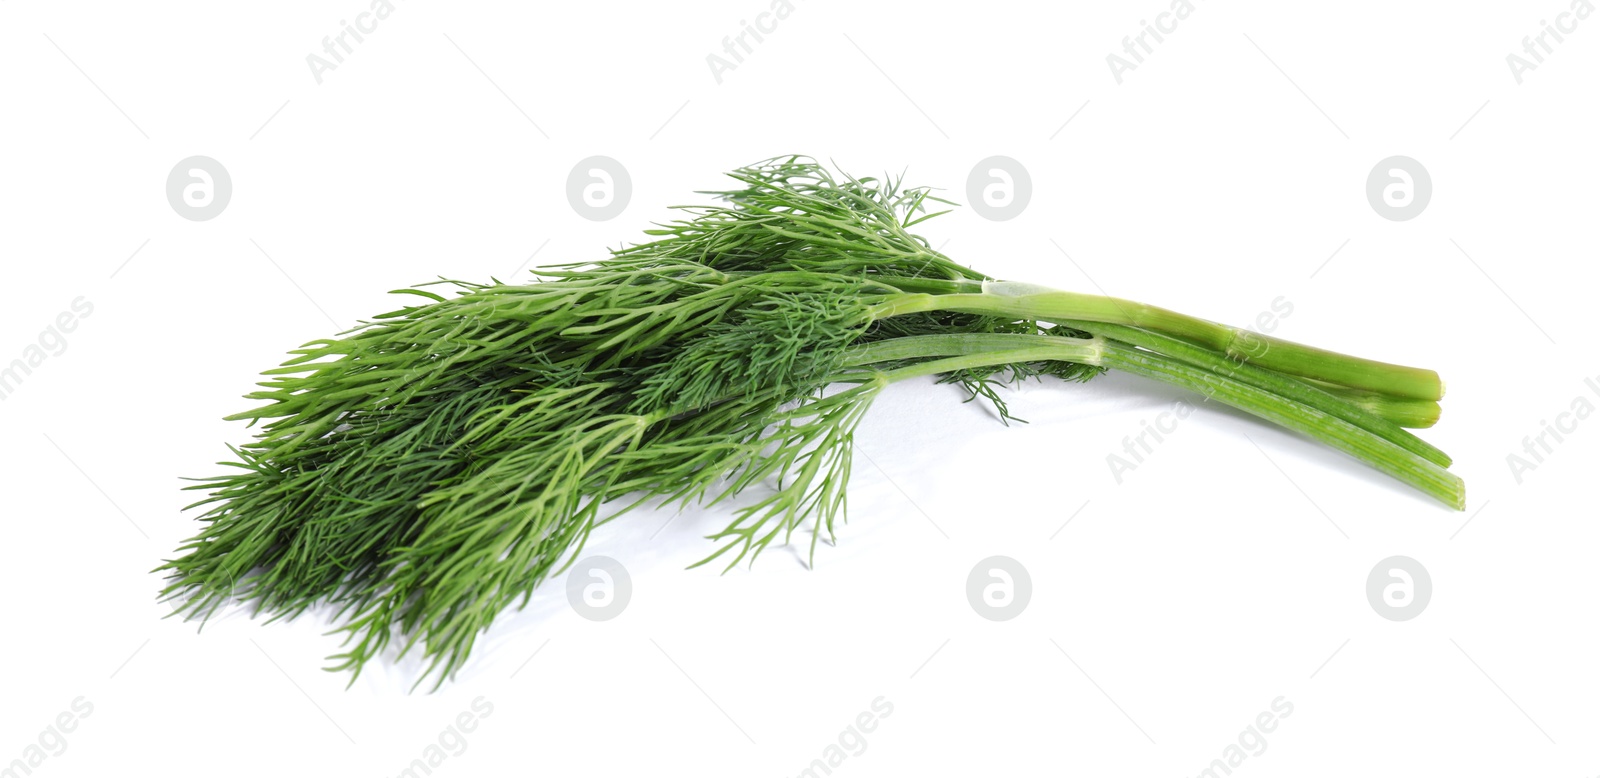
(2, 1, 1597, 776)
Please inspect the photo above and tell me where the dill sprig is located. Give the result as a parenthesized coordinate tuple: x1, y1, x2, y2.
(158, 155, 1461, 689)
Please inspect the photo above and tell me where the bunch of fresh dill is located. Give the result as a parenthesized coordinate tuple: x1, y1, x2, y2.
(157, 156, 1460, 688)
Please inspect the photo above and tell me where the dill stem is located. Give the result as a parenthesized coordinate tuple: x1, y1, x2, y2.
(867, 282, 1442, 402)
(843, 333, 1463, 509)
(1098, 342, 1463, 509)
(1048, 320, 1449, 466)
(1299, 381, 1442, 429)
(842, 332, 1101, 370)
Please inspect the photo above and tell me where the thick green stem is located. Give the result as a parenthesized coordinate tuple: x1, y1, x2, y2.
(1097, 343, 1461, 509)
(842, 332, 1101, 368)
(1048, 320, 1450, 467)
(1301, 380, 1441, 428)
(868, 283, 1442, 401)
(841, 333, 1463, 510)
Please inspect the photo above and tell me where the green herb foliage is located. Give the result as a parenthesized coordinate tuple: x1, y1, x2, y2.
(158, 156, 1458, 689)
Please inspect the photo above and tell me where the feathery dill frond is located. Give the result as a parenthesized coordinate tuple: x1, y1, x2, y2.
(617, 155, 979, 282)
(160, 154, 1457, 692)
(630, 290, 875, 414)
(157, 158, 1052, 688)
